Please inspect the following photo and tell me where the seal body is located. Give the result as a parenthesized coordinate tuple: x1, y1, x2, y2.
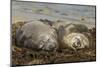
(16, 21, 58, 51)
(55, 22, 89, 51)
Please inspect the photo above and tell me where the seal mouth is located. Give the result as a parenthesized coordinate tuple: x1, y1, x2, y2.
(43, 42, 57, 51)
(72, 37, 81, 49)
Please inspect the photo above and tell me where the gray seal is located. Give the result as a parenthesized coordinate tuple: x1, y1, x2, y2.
(55, 23, 89, 51)
(16, 21, 58, 51)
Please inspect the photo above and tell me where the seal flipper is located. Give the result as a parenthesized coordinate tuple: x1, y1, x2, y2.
(57, 25, 66, 45)
(15, 28, 25, 47)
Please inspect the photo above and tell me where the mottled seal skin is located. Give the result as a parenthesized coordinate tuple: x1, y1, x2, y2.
(16, 21, 58, 51)
(63, 33, 89, 51)
(56, 23, 89, 51)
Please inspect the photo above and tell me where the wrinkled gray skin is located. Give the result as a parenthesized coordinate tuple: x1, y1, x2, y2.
(16, 21, 58, 51)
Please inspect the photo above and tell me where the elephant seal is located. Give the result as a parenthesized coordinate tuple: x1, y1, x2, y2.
(56, 23, 89, 51)
(16, 21, 58, 51)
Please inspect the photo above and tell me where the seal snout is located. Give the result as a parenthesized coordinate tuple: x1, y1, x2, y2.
(43, 39, 58, 51)
(38, 34, 58, 51)
(46, 43, 57, 51)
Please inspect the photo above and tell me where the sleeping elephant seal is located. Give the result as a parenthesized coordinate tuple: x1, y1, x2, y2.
(16, 21, 58, 51)
(56, 23, 89, 51)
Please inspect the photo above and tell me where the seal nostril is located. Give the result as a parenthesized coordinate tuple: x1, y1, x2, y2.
(49, 45, 55, 51)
